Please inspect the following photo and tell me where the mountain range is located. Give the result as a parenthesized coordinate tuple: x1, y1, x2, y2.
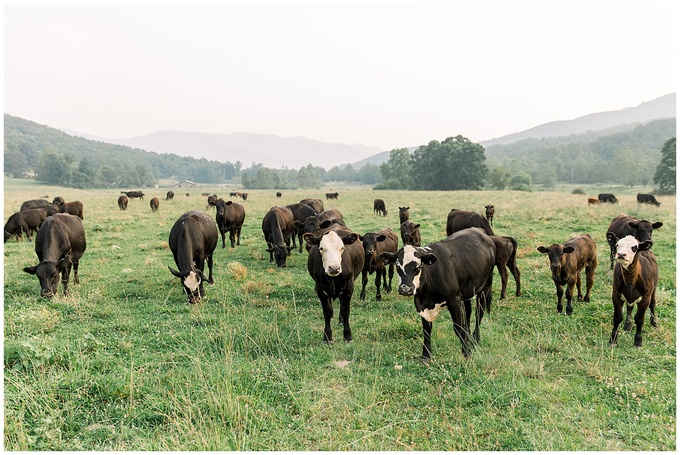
(61, 92, 674, 170)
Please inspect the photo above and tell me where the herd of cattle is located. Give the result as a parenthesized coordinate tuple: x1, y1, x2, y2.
(5, 189, 667, 360)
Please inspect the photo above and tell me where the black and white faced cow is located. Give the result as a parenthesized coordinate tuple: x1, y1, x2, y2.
(380, 228, 496, 360)
(304, 226, 365, 343)
(23, 213, 87, 298)
(168, 211, 218, 303)
(606, 215, 663, 270)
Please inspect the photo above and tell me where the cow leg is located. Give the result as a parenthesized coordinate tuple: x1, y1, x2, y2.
(220, 230, 227, 249)
(610, 292, 624, 345)
(584, 262, 595, 302)
(555, 282, 564, 314)
(508, 259, 521, 296)
(236, 228, 241, 246)
(449, 296, 473, 357)
(649, 289, 658, 327)
(339, 290, 353, 343)
(633, 298, 650, 347)
(497, 262, 509, 300)
(609, 244, 616, 270)
(575, 273, 583, 301)
(565, 279, 576, 316)
(72, 259, 80, 285)
(229, 230, 236, 248)
(623, 302, 635, 332)
(61, 262, 72, 296)
(421, 317, 433, 361)
(374, 269, 383, 301)
(317, 287, 334, 343)
(206, 253, 214, 285)
(360, 270, 368, 300)
(386, 264, 394, 293)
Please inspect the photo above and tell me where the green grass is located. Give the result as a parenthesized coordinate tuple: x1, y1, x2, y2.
(3, 179, 676, 450)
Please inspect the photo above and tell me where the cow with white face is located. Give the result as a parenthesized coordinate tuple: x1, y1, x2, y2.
(305, 226, 364, 343)
(168, 211, 218, 303)
(606, 232, 658, 347)
(380, 227, 496, 360)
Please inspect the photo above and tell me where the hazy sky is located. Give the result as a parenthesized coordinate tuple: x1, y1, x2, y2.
(4, 2, 677, 151)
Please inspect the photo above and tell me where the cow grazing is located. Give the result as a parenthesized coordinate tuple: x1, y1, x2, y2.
(606, 215, 663, 270)
(446, 208, 494, 236)
(4, 208, 47, 243)
(598, 193, 618, 204)
(229, 192, 238, 197)
(637, 193, 661, 207)
(300, 198, 324, 213)
(215, 199, 246, 248)
(606, 233, 659, 347)
(23, 213, 86, 297)
(168, 211, 218, 303)
(373, 199, 387, 216)
(207, 194, 219, 209)
(380, 228, 496, 360)
(287, 202, 318, 253)
(325, 192, 339, 200)
(359, 228, 399, 301)
(485, 205, 495, 226)
(491, 235, 522, 299)
(304, 225, 365, 343)
(537, 234, 597, 315)
(20, 199, 50, 211)
(122, 191, 145, 200)
(166, 191, 175, 201)
(400, 220, 422, 247)
(276, 192, 282, 198)
(262, 206, 295, 267)
(587, 197, 600, 205)
(150, 197, 160, 212)
(60, 201, 84, 219)
(240, 193, 249, 201)
(399, 206, 410, 224)
(118, 195, 129, 210)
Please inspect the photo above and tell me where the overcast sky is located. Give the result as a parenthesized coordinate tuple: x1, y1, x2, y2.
(4, 2, 677, 151)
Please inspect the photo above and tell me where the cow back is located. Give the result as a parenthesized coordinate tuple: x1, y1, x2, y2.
(300, 198, 324, 213)
(20, 199, 50, 211)
(34, 214, 87, 262)
(446, 209, 494, 236)
(169, 211, 218, 270)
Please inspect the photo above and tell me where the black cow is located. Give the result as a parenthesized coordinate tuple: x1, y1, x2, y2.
(4, 208, 47, 242)
(607, 233, 659, 347)
(296, 208, 344, 239)
(20, 199, 50, 211)
(150, 197, 160, 212)
(400, 220, 421, 247)
(300, 198, 324, 213)
(637, 193, 660, 207)
(23, 213, 86, 297)
(325, 192, 339, 200)
(122, 191, 145, 200)
(491, 235, 522, 299)
(606, 215, 663, 270)
(276, 192, 282, 198)
(287, 202, 318, 253)
(537, 234, 597, 315)
(166, 191, 175, 201)
(598, 193, 618, 204)
(399, 206, 410, 224)
(207, 194, 219, 209)
(118, 195, 129, 210)
(359, 228, 399, 301)
(380, 228, 496, 360)
(304, 225, 365, 343)
(20, 201, 60, 217)
(373, 199, 387, 216)
(485, 205, 495, 226)
(262, 206, 295, 267)
(446, 208, 494, 236)
(230, 192, 239, 197)
(168, 211, 217, 303)
(216, 199, 246, 248)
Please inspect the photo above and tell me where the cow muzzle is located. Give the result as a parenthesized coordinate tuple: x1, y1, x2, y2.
(41, 289, 55, 298)
(325, 265, 341, 277)
(398, 283, 414, 296)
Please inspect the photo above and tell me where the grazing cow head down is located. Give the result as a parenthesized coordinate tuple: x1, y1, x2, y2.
(536, 244, 574, 273)
(169, 266, 209, 303)
(305, 230, 359, 276)
(23, 259, 64, 298)
(607, 234, 653, 269)
(267, 244, 293, 268)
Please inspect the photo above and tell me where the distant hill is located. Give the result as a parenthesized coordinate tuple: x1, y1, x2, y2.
(64, 129, 386, 170)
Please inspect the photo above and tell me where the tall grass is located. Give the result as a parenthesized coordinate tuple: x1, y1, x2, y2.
(3, 179, 676, 450)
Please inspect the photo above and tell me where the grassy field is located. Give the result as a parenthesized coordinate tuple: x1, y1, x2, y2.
(3, 179, 676, 450)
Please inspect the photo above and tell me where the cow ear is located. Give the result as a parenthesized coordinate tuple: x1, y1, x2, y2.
(342, 233, 359, 245)
(303, 233, 320, 247)
(420, 253, 438, 265)
(626, 221, 639, 231)
(169, 266, 183, 278)
(562, 246, 575, 254)
(414, 224, 421, 229)
(652, 222, 663, 229)
(537, 246, 548, 254)
(196, 269, 212, 284)
(294, 220, 304, 229)
(606, 232, 619, 245)
(638, 240, 653, 251)
(319, 219, 333, 229)
(359, 235, 364, 241)
(376, 234, 387, 242)
(23, 265, 38, 275)
(379, 252, 397, 264)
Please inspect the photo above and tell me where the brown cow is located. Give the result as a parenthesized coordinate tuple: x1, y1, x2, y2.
(60, 201, 84, 220)
(398, 206, 410, 224)
(4, 208, 47, 242)
(446, 208, 494, 236)
(206, 194, 219, 209)
(150, 197, 160, 213)
(485, 205, 495, 226)
(606, 215, 663, 270)
(287, 202, 318, 253)
(400, 220, 421, 247)
(537, 234, 597, 316)
(359, 228, 399, 301)
(491, 236, 521, 300)
(300, 198, 324, 213)
(215, 199, 246, 248)
(166, 191, 175, 201)
(325, 192, 339, 200)
(606, 233, 659, 347)
(118, 195, 129, 210)
(121, 191, 144, 200)
(587, 197, 599, 205)
(373, 199, 387, 216)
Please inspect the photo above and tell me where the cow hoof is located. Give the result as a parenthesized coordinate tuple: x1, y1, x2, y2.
(651, 316, 659, 327)
(623, 323, 632, 332)
(376, 295, 382, 301)
(344, 338, 353, 343)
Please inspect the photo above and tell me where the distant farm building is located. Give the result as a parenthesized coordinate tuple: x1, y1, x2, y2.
(169, 180, 196, 189)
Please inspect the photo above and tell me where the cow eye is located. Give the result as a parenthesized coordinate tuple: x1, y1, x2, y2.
(632, 245, 638, 253)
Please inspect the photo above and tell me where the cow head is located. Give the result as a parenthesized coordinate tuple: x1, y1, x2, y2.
(359, 232, 387, 258)
(169, 266, 209, 303)
(266, 244, 293, 268)
(52, 197, 65, 208)
(24, 258, 67, 297)
(305, 230, 359, 276)
(607, 233, 653, 269)
(537, 243, 574, 273)
(627, 219, 663, 243)
(380, 245, 437, 296)
(401, 221, 421, 246)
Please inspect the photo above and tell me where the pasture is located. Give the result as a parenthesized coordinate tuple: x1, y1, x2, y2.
(3, 179, 676, 450)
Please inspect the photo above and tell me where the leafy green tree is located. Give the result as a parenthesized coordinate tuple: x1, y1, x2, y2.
(487, 166, 511, 190)
(654, 137, 676, 195)
(411, 136, 487, 190)
(35, 151, 73, 186)
(380, 148, 413, 189)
